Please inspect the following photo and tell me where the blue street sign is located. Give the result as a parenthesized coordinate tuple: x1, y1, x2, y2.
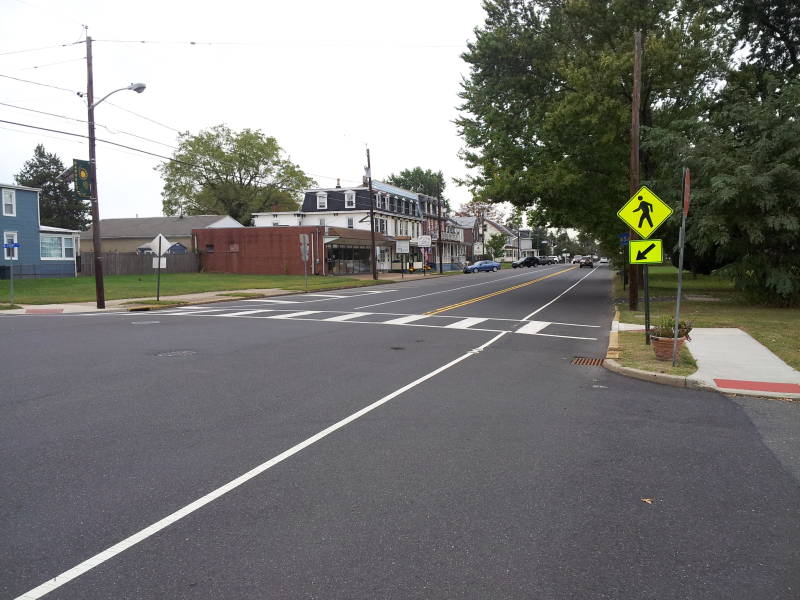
(3, 242, 20, 249)
(619, 232, 629, 247)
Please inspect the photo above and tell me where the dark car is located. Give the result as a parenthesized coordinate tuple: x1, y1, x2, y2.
(538, 256, 552, 265)
(511, 256, 540, 268)
(579, 256, 594, 268)
(463, 260, 501, 273)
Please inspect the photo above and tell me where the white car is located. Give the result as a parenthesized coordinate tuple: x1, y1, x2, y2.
(571, 256, 582, 264)
(599, 257, 609, 264)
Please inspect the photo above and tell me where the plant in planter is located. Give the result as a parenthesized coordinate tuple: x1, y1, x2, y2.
(649, 316, 693, 361)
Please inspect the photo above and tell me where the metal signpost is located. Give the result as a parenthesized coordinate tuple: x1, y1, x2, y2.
(672, 168, 691, 365)
(3, 241, 20, 305)
(299, 234, 310, 291)
(147, 234, 171, 301)
(617, 185, 674, 344)
(417, 235, 431, 276)
(396, 240, 410, 278)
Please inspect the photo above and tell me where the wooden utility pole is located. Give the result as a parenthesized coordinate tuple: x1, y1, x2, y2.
(436, 196, 444, 274)
(628, 30, 642, 311)
(86, 35, 106, 308)
(366, 148, 377, 280)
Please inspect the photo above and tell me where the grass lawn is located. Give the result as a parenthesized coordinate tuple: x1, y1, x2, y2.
(1, 273, 392, 305)
(614, 266, 800, 370)
(0, 303, 21, 310)
(618, 331, 697, 376)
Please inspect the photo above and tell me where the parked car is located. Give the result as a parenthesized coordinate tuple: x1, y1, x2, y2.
(599, 257, 609, 264)
(464, 260, 501, 273)
(512, 256, 540, 268)
(571, 255, 582, 264)
(537, 256, 552, 265)
(579, 256, 594, 268)
(549, 255, 561, 263)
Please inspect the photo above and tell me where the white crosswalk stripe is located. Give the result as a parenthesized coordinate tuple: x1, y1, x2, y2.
(154, 306, 599, 340)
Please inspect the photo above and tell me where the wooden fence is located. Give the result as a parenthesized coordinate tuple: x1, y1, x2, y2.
(79, 252, 200, 276)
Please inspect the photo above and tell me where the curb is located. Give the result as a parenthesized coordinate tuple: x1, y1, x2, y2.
(603, 310, 799, 400)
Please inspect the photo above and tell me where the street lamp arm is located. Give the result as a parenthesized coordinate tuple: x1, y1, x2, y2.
(90, 83, 146, 109)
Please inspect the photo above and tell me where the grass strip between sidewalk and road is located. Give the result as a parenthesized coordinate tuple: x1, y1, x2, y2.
(614, 266, 800, 370)
(617, 331, 697, 376)
(1, 273, 393, 305)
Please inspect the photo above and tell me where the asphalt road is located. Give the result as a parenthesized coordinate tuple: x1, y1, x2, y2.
(2, 264, 798, 599)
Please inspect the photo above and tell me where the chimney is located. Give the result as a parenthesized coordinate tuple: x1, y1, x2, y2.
(335, 178, 341, 189)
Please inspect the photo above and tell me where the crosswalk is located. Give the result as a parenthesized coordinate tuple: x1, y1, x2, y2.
(154, 305, 601, 340)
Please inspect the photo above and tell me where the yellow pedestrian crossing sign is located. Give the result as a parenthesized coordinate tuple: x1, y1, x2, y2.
(629, 239, 664, 264)
(617, 186, 673, 238)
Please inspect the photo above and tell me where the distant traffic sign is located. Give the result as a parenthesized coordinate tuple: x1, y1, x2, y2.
(628, 239, 664, 264)
(617, 186, 673, 238)
(417, 235, 432, 248)
(3, 242, 20, 248)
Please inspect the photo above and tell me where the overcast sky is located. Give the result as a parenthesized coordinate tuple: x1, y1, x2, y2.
(1, 0, 490, 221)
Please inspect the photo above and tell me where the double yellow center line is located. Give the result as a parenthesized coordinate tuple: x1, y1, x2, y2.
(425, 266, 578, 315)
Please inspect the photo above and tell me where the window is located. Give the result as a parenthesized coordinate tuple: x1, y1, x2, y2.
(4, 231, 18, 260)
(316, 192, 327, 209)
(40, 235, 76, 260)
(347, 217, 354, 229)
(2, 189, 16, 216)
(272, 221, 280, 227)
(319, 218, 326, 227)
(205, 244, 215, 253)
(345, 191, 356, 208)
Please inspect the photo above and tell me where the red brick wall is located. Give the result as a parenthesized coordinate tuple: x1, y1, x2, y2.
(193, 227, 326, 275)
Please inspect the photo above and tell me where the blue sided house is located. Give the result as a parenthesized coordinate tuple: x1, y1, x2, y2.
(1, 183, 80, 278)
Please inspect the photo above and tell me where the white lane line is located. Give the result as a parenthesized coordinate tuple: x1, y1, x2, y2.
(218, 309, 275, 317)
(244, 299, 300, 304)
(15, 330, 510, 600)
(516, 321, 550, 335)
(522, 267, 597, 321)
(382, 314, 429, 325)
(159, 308, 227, 315)
(354, 266, 568, 309)
(324, 312, 370, 322)
(548, 321, 601, 328)
(302, 294, 347, 298)
(531, 332, 597, 341)
(445, 317, 488, 329)
(266, 311, 321, 319)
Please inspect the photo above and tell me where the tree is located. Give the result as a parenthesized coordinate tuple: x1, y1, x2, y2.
(485, 233, 507, 260)
(457, 0, 730, 246)
(14, 145, 89, 230)
(158, 125, 314, 225)
(455, 197, 505, 223)
(386, 167, 446, 200)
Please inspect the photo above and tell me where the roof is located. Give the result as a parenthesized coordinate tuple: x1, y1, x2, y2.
(451, 216, 477, 228)
(80, 215, 238, 239)
(370, 181, 419, 201)
(1, 182, 41, 192)
(485, 218, 514, 236)
(325, 226, 392, 246)
(41, 225, 80, 234)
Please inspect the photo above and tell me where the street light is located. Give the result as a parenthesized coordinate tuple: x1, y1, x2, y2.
(85, 34, 146, 308)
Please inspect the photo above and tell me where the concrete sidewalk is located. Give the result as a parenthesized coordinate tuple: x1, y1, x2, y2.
(0, 271, 453, 315)
(610, 321, 800, 400)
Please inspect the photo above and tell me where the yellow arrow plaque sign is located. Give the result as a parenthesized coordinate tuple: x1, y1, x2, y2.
(617, 186, 673, 238)
(629, 239, 664, 264)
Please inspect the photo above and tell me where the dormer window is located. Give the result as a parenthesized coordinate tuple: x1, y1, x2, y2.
(344, 190, 356, 209)
(2, 188, 16, 217)
(316, 192, 327, 210)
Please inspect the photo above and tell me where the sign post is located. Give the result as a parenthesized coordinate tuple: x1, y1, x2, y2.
(299, 234, 310, 291)
(396, 240, 410, 278)
(3, 241, 20, 305)
(147, 234, 172, 301)
(617, 185, 674, 344)
(672, 168, 690, 365)
(417, 235, 431, 276)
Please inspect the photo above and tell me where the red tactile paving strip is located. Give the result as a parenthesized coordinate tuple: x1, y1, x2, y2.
(25, 308, 64, 314)
(714, 379, 800, 394)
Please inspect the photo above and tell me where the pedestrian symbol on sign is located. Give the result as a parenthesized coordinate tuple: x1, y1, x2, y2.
(632, 195, 654, 229)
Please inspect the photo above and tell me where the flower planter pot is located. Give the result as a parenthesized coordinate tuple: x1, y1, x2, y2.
(651, 335, 686, 361)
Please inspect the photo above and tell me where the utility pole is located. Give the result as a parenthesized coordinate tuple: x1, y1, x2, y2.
(366, 147, 378, 280)
(628, 30, 642, 312)
(436, 195, 444, 274)
(86, 35, 106, 308)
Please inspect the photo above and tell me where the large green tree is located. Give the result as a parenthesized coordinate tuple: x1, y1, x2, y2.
(158, 125, 314, 225)
(14, 144, 89, 230)
(386, 167, 447, 200)
(457, 0, 729, 252)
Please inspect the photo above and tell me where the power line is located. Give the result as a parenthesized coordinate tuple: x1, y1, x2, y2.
(18, 56, 85, 71)
(0, 101, 178, 149)
(0, 41, 82, 57)
(104, 100, 184, 134)
(0, 72, 80, 94)
(93, 38, 464, 49)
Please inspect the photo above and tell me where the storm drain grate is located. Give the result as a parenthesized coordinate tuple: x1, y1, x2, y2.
(572, 356, 604, 366)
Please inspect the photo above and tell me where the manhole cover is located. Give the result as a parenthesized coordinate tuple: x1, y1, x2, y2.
(156, 350, 197, 357)
(572, 357, 604, 366)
